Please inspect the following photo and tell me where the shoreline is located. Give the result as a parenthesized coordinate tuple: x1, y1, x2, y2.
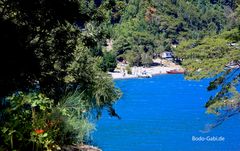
(109, 59, 184, 80)
(109, 70, 170, 80)
(112, 74, 168, 80)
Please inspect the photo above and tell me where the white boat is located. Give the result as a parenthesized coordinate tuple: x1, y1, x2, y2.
(137, 71, 152, 78)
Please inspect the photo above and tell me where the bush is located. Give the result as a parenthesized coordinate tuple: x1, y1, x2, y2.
(141, 53, 153, 67)
(0, 91, 95, 151)
(0, 92, 57, 150)
(101, 52, 117, 72)
(125, 51, 141, 67)
(55, 91, 94, 145)
(125, 66, 132, 74)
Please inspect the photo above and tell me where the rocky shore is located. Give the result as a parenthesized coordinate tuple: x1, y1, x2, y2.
(62, 144, 101, 151)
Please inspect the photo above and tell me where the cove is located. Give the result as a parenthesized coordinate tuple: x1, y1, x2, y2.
(93, 74, 240, 151)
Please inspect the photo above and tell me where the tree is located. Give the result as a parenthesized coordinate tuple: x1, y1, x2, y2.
(0, 0, 120, 109)
(111, 0, 231, 66)
(176, 27, 240, 128)
(141, 53, 153, 67)
(101, 52, 117, 72)
(0, 0, 121, 149)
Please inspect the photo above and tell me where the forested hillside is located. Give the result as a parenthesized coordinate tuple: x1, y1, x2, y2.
(109, 0, 239, 67)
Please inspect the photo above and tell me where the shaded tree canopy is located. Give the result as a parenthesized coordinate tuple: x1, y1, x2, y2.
(0, 0, 123, 150)
(0, 0, 121, 114)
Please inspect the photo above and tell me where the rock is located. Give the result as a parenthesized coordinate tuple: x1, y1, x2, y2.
(62, 144, 102, 151)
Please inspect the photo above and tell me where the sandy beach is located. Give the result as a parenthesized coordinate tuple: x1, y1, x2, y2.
(108, 59, 184, 79)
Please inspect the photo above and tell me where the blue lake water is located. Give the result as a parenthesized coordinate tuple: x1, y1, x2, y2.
(93, 74, 240, 151)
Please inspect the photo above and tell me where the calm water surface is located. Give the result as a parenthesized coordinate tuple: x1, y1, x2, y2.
(93, 74, 240, 151)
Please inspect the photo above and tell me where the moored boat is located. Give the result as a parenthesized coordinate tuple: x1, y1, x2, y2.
(166, 69, 185, 74)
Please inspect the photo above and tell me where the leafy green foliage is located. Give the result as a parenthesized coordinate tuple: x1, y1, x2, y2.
(0, 92, 56, 150)
(176, 27, 240, 127)
(54, 92, 95, 145)
(174, 2, 240, 126)
(125, 65, 132, 74)
(176, 29, 240, 79)
(101, 52, 117, 72)
(0, 91, 96, 150)
(0, 0, 121, 112)
(0, 0, 121, 150)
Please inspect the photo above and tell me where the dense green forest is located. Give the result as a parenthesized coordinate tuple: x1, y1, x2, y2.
(0, 0, 239, 150)
(109, 0, 240, 67)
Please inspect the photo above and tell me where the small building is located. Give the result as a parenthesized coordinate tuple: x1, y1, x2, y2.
(161, 51, 174, 61)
